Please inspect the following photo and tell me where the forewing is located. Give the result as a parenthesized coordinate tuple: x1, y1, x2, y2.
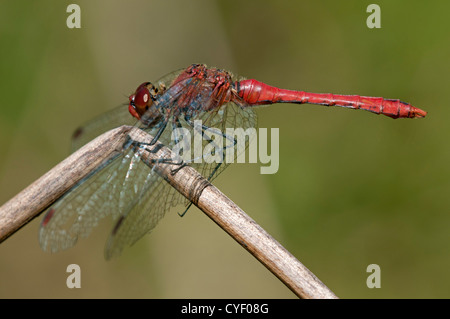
(72, 104, 137, 152)
(40, 66, 257, 258)
(39, 154, 124, 253)
(103, 74, 258, 257)
(186, 95, 257, 182)
(103, 125, 188, 259)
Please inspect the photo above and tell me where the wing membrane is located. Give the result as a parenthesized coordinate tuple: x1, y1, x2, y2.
(40, 67, 257, 258)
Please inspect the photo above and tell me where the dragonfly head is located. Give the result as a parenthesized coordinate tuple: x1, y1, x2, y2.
(128, 82, 157, 120)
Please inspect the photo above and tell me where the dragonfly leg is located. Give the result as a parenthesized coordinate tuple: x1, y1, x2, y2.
(168, 119, 189, 175)
(178, 202, 193, 217)
(177, 116, 238, 218)
(124, 131, 185, 168)
(184, 115, 237, 174)
(149, 120, 168, 145)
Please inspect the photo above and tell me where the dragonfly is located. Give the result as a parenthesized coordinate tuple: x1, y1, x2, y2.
(39, 63, 427, 259)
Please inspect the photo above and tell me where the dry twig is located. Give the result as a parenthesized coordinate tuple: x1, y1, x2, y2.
(0, 125, 338, 299)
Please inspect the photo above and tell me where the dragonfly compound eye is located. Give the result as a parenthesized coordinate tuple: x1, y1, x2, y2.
(128, 82, 155, 119)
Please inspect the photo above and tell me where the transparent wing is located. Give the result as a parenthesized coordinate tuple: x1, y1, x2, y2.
(72, 104, 137, 152)
(39, 132, 177, 257)
(177, 70, 257, 181)
(39, 153, 124, 252)
(103, 125, 187, 259)
(188, 102, 257, 180)
(103, 106, 256, 259)
(40, 66, 257, 258)
(104, 72, 257, 258)
(39, 70, 184, 256)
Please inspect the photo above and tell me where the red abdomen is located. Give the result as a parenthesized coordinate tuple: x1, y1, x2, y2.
(237, 79, 427, 119)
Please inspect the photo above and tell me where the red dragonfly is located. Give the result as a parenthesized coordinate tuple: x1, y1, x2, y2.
(39, 64, 426, 259)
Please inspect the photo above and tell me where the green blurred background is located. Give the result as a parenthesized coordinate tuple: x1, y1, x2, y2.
(0, 0, 448, 298)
